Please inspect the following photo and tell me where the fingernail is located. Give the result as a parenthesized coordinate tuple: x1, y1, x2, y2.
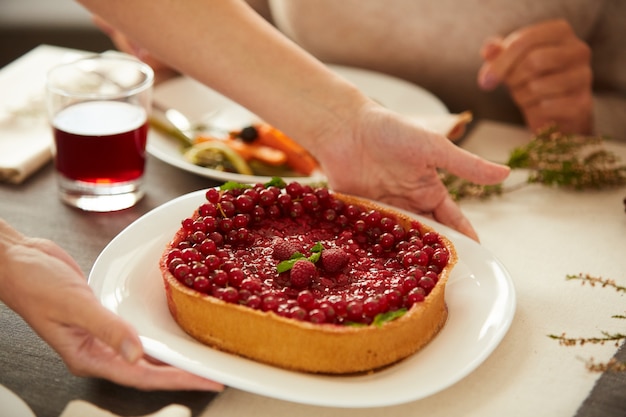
(121, 339, 142, 363)
(480, 69, 499, 90)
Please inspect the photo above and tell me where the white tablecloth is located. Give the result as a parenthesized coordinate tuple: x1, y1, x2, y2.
(200, 121, 626, 417)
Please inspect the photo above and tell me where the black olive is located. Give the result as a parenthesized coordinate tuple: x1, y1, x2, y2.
(238, 126, 259, 143)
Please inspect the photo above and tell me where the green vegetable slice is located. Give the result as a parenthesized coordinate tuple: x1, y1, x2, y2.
(184, 141, 253, 175)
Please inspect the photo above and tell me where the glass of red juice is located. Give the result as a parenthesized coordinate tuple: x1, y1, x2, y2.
(46, 53, 154, 211)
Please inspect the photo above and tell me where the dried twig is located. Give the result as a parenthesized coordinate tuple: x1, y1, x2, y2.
(548, 273, 626, 372)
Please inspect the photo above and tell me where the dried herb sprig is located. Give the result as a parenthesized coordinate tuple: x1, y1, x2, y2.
(439, 173, 504, 200)
(565, 273, 626, 293)
(549, 331, 626, 347)
(548, 273, 626, 372)
(444, 126, 626, 201)
(507, 127, 626, 189)
(585, 358, 626, 373)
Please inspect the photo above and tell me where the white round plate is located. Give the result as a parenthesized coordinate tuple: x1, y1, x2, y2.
(0, 385, 36, 417)
(148, 65, 448, 184)
(89, 190, 515, 408)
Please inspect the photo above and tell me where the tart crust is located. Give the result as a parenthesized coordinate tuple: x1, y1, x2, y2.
(160, 192, 456, 374)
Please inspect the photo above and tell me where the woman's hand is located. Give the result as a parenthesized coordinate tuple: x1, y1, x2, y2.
(478, 19, 593, 134)
(0, 220, 223, 391)
(315, 104, 510, 241)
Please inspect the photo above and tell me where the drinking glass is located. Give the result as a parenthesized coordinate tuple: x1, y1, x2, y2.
(46, 53, 154, 212)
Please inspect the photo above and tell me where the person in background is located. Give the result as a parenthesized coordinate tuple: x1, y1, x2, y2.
(97, 1, 626, 141)
(0, 218, 224, 391)
(253, 0, 624, 140)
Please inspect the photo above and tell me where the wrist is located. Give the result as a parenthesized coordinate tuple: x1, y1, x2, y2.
(0, 219, 16, 276)
(0, 220, 34, 305)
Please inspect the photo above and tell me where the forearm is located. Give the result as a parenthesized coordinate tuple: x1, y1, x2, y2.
(593, 93, 626, 142)
(77, 0, 368, 151)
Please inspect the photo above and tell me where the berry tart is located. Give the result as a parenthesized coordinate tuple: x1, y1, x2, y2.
(160, 179, 457, 374)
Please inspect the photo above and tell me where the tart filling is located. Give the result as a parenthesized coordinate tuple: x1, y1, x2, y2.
(160, 180, 457, 373)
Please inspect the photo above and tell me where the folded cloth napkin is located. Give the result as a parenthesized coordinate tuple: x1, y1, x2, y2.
(0, 45, 86, 184)
(0, 104, 52, 184)
(59, 401, 191, 417)
(0, 384, 36, 417)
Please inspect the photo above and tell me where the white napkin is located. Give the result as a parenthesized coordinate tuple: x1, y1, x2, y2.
(59, 401, 191, 417)
(0, 384, 36, 417)
(0, 45, 86, 184)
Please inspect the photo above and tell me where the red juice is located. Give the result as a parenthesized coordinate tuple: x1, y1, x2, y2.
(52, 101, 148, 184)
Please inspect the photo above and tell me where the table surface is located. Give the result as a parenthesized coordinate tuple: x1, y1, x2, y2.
(1, 47, 626, 417)
(0, 154, 223, 417)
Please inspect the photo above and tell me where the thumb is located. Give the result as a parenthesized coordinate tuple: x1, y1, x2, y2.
(78, 304, 144, 363)
(440, 141, 510, 185)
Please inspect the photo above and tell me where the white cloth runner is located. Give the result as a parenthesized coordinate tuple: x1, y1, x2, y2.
(197, 121, 626, 417)
(0, 384, 191, 417)
(59, 401, 190, 417)
(0, 45, 87, 184)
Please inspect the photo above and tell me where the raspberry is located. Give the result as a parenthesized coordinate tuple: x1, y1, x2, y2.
(289, 260, 317, 289)
(271, 238, 300, 261)
(320, 248, 349, 272)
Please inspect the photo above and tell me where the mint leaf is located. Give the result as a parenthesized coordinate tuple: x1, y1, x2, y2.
(220, 181, 251, 191)
(264, 177, 287, 188)
(343, 309, 408, 328)
(344, 321, 367, 327)
(310, 242, 324, 253)
(276, 252, 306, 273)
(275, 243, 324, 273)
(308, 242, 324, 263)
(289, 251, 305, 259)
(372, 308, 407, 327)
(221, 177, 285, 191)
(308, 252, 322, 263)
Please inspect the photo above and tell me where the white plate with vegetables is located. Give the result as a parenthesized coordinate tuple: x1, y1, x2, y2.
(148, 65, 449, 184)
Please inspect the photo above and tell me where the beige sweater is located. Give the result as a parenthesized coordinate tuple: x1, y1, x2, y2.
(263, 0, 626, 141)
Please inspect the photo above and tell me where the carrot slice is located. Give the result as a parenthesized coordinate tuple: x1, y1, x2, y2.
(195, 135, 287, 166)
(253, 124, 319, 175)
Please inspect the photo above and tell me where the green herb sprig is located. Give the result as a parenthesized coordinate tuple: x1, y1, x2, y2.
(508, 127, 626, 189)
(442, 126, 626, 201)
